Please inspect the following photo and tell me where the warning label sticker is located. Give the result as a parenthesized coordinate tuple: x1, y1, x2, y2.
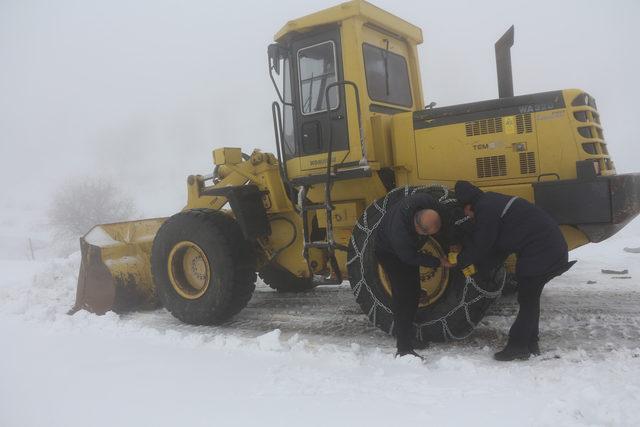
(503, 116, 516, 135)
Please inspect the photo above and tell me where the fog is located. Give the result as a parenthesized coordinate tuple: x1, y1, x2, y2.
(1, 0, 639, 217)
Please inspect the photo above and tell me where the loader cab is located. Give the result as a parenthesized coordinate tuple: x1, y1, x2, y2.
(274, 27, 349, 162)
(268, 0, 424, 184)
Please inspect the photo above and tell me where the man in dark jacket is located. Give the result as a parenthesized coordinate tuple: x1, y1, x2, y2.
(376, 192, 454, 359)
(454, 180, 574, 361)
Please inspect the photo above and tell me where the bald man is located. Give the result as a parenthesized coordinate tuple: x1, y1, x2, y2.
(375, 192, 454, 358)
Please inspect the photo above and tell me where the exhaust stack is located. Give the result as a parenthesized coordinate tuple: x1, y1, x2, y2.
(495, 25, 515, 98)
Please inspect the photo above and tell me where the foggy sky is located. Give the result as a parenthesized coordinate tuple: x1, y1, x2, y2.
(1, 0, 639, 216)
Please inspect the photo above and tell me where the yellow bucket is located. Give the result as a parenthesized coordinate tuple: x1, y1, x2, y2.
(69, 218, 166, 315)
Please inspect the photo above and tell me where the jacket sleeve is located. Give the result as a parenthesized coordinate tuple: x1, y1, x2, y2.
(391, 239, 442, 267)
(445, 206, 468, 246)
(460, 208, 501, 267)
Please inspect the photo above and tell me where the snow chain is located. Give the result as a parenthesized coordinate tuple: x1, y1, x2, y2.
(347, 185, 506, 342)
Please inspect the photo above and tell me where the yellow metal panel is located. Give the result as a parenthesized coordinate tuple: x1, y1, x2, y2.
(370, 115, 393, 165)
(275, 0, 422, 43)
(306, 175, 387, 209)
(390, 112, 417, 186)
(415, 115, 540, 186)
(339, 17, 373, 168)
(407, 42, 425, 110)
(560, 225, 590, 252)
(316, 201, 362, 228)
(535, 108, 578, 180)
(259, 212, 310, 277)
(213, 147, 242, 166)
(297, 151, 347, 172)
(190, 150, 295, 213)
(186, 172, 248, 211)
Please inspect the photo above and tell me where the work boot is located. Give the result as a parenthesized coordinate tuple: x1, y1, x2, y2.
(411, 337, 430, 350)
(494, 342, 531, 361)
(395, 349, 424, 361)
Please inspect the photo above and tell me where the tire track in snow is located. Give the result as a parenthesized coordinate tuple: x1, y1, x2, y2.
(128, 281, 640, 354)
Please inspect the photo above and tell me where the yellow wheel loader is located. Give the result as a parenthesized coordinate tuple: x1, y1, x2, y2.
(72, 0, 640, 342)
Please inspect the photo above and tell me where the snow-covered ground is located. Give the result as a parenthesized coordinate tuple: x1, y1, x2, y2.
(1, 199, 640, 427)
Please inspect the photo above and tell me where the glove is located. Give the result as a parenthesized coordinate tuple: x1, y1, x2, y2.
(447, 251, 459, 266)
(461, 264, 477, 278)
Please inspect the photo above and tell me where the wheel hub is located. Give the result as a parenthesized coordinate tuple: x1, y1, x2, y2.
(167, 241, 211, 299)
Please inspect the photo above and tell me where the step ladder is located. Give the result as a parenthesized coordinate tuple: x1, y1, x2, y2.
(292, 162, 371, 285)
(298, 184, 346, 285)
(272, 80, 371, 285)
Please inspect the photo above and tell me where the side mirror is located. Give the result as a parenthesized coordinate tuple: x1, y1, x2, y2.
(425, 101, 437, 109)
(268, 43, 286, 75)
(267, 43, 290, 105)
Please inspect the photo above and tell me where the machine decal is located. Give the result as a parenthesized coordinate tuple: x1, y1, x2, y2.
(504, 116, 516, 135)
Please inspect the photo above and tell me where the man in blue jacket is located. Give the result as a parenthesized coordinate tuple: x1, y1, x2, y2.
(375, 192, 454, 359)
(454, 180, 574, 361)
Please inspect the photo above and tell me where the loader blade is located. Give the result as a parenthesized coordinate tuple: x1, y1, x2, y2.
(69, 219, 166, 315)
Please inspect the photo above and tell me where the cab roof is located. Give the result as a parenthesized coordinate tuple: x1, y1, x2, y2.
(274, 0, 423, 44)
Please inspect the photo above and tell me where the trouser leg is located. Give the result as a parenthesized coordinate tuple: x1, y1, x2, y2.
(376, 252, 421, 352)
(508, 275, 547, 345)
(393, 269, 421, 352)
(530, 284, 544, 344)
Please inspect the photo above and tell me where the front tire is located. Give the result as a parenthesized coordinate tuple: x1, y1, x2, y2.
(347, 185, 506, 344)
(151, 209, 256, 325)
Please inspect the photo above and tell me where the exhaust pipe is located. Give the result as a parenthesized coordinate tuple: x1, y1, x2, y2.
(495, 25, 515, 98)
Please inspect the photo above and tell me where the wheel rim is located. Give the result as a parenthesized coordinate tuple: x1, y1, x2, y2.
(378, 237, 450, 308)
(167, 241, 211, 299)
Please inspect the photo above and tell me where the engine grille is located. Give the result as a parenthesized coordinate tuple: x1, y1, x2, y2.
(465, 117, 503, 137)
(516, 113, 533, 134)
(476, 155, 507, 178)
(519, 151, 536, 174)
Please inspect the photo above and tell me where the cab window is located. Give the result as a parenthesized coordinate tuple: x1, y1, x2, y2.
(362, 43, 412, 107)
(297, 41, 339, 115)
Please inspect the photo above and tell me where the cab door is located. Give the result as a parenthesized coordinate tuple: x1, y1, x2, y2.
(291, 28, 349, 172)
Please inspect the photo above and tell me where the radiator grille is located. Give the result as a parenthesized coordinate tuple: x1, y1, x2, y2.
(465, 117, 503, 137)
(516, 113, 533, 134)
(519, 152, 536, 174)
(476, 155, 507, 178)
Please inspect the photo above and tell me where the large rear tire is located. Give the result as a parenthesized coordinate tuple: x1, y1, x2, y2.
(347, 185, 506, 344)
(151, 209, 256, 325)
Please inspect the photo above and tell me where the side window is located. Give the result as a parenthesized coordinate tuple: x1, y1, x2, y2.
(362, 43, 412, 107)
(297, 41, 339, 115)
(282, 58, 296, 157)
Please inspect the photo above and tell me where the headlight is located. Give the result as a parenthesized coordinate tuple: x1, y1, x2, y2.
(571, 92, 596, 108)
